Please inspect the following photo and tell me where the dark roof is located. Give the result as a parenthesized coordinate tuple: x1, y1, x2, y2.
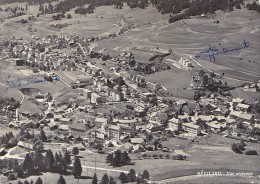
(69, 122, 90, 131)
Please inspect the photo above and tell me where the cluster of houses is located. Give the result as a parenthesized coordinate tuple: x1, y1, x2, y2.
(1, 33, 259, 154)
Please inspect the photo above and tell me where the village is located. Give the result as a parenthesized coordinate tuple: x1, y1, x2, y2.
(0, 31, 260, 184)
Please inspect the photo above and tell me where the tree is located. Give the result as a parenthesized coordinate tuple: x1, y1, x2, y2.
(67, 14, 72, 19)
(109, 176, 115, 184)
(40, 130, 47, 142)
(57, 175, 66, 184)
(199, 70, 205, 76)
(53, 152, 61, 172)
(72, 147, 79, 156)
(112, 150, 121, 167)
(18, 181, 23, 184)
(231, 143, 243, 154)
(118, 172, 128, 184)
(8, 173, 17, 180)
(127, 169, 136, 182)
(100, 173, 109, 184)
(120, 151, 131, 165)
(142, 170, 150, 180)
(72, 157, 82, 179)
(35, 177, 43, 184)
(24, 180, 30, 184)
(146, 133, 153, 142)
(48, 3, 54, 13)
(106, 153, 113, 164)
(14, 163, 23, 177)
(33, 139, 44, 151)
(34, 151, 45, 172)
(45, 149, 54, 171)
(92, 173, 98, 184)
(23, 153, 34, 174)
(63, 150, 71, 166)
(245, 150, 257, 155)
(202, 75, 209, 86)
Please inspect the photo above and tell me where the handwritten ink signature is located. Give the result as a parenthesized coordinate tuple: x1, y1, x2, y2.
(192, 40, 250, 62)
(5, 75, 60, 90)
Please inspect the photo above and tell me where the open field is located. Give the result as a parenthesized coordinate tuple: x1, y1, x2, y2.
(157, 175, 260, 184)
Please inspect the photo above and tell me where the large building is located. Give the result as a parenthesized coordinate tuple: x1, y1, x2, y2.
(108, 125, 122, 141)
(182, 122, 201, 136)
(69, 122, 91, 137)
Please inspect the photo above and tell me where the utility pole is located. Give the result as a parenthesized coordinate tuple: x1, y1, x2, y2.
(95, 157, 96, 173)
(116, 171, 117, 182)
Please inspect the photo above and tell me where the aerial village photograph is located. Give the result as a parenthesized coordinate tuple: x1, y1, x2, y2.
(0, 0, 259, 184)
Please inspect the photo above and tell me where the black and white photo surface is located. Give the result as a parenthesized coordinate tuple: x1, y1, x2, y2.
(0, 0, 259, 183)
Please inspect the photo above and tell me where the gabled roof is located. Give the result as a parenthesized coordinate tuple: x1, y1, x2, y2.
(130, 138, 144, 144)
(230, 111, 240, 117)
(237, 103, 250, 109)
(69, 122, 90, 131)
(109, 125, 120, 131)
(169, 117, 180, 124)
(232, 98, 245, 103)
(59, 124, 69, 130)
(60, 118, 71, 122)
(207, 121, 226, 129)
(182, 122, 200, 129)
(176, 99, 187, 105)
(239, 113, 253, 120)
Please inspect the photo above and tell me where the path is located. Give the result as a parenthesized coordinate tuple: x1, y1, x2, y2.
(18, 90, 25, 104)
(0, 147, 25, 160)
(78, 43, 87, 57)
(116, 15, 127, 35)
(82, 165, 129, 174)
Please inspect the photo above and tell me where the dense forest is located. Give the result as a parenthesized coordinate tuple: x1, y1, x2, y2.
(1, 0, 258, 22)
(54, 0, 149, 14)
(0, 0, 58, 6)
(43, 0, 249, 23)
(150, 0, 245, 23)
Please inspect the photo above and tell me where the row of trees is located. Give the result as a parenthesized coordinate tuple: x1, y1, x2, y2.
(0, 97, 20, 111)
(106, 150, 131, 167)
(0, 0, 58, 6)
(17, 175, 66, 184)
(118, 169, 150, 184)
(4, 149, 82, 182)
(157, 0, 245, 24)
(75, 5, 94, 15)
(0, 129, 46, 150)
(22, 149, 84, 179)
(90, 169, 150, 184)
(246, 1, 260, 13)
(17, 177, 44, 184)
(231, 140, 258, 155)
(50, 0, 150, 15)
(22, 149, 72, 176)
(0, 132, 17, 148)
